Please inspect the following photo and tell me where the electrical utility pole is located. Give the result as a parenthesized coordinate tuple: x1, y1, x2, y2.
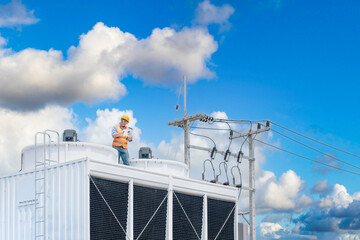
(183, 76, 190, 167)
(168, 76, 207, 174)
(168, 76, 271, 240)
(231, 123, 270, 240)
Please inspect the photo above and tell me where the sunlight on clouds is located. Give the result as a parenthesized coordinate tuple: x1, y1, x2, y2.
(0, 22, 217, 111)
(260, 222, 284, 239)
(257, 170, 312, 213)
(319, 184, 353, 209)
(0, 106, 77, 174)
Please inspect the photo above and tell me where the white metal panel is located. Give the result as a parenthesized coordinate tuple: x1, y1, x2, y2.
(0, 159, 89, 240)
(130, 159, 189, 177)
(89, 159, 238, 202)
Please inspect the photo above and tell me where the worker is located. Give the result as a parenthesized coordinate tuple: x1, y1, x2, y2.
(112, 115, 133, 165)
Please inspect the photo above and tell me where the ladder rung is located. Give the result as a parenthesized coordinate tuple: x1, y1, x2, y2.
(36, 206, 45, 209)
(35, 235, 44, 237)
(35, 220, 45, 223)
(36, 192, 45, 195)
(35, 178, 45, 181)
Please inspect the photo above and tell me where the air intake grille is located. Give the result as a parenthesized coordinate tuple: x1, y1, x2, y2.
(173, 192, 203, 240)
(134, 185, 167, 240)
(208, 198, 235, 240)
(90, 177, 129, 240)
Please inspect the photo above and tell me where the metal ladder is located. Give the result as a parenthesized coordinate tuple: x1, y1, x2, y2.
(34, 130, 60, 240)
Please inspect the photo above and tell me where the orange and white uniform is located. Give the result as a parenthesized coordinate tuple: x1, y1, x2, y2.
(112, 124, 129, 148)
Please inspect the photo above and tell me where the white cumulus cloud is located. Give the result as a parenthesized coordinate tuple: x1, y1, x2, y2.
(260, 222, 284, 239)
(0, 22, 217, 111)
(0, 106, 77, 175)
(318, 184, 355, 209)
(194, 0, 235, 31)
(337, 233, 360, 240)
(0, 0, 39, 27)
(257, 170, 312, 213)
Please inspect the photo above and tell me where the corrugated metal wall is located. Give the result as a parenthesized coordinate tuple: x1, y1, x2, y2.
(0, 159, 89, 240)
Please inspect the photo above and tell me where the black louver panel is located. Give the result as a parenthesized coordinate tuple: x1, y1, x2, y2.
(90, 177, 129, 240)
(208, 198, 235, 240)
(173, 192, 203, 240)
(134, 185, 167, 240)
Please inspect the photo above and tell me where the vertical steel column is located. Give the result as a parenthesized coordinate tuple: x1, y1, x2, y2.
(202, 194, 208, 240)
(234, 189, 239, 240)
(167, 176, 173, 240)
(128, 179, 134, 240)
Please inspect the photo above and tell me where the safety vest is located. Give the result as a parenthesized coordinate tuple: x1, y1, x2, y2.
(112, 124, 128, 149)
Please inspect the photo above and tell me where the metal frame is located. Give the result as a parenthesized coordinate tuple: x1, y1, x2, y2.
(88, 158, 239, 240)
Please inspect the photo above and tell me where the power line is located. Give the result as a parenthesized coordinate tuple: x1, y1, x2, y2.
(190, 126, 229, 131)
(190, 126, 241, 134)
(214, 119, 268, 124)
(268, 127, 360, 171)
(254, 139, 360, 176)
(271, 121, 360, 159)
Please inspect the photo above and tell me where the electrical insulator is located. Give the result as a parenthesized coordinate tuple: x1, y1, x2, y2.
(230, 130, 233, 137)
(224, 150, 230, 162)
(257, 123, 261, 130)
(175, 104, 179, 110)
(237, 151, 243, 163)
(266, 121, 270, 128)
(210, 147, 217, 159)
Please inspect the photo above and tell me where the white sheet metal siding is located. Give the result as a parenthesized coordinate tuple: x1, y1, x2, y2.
(0, 159, 89, 240)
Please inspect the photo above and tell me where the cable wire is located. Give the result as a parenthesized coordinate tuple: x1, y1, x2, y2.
(214, 119, 268, 124)
(190, 132, 216, 147)
(268, 127, 360, 171)
(254, 139, 360, 176)
(190, 126, 243, 137)
(224, 121, 233, 150)
(271, 121, 360, 159)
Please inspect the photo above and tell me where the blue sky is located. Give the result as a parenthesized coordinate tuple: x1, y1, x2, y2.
(1, 0, 360, 239)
